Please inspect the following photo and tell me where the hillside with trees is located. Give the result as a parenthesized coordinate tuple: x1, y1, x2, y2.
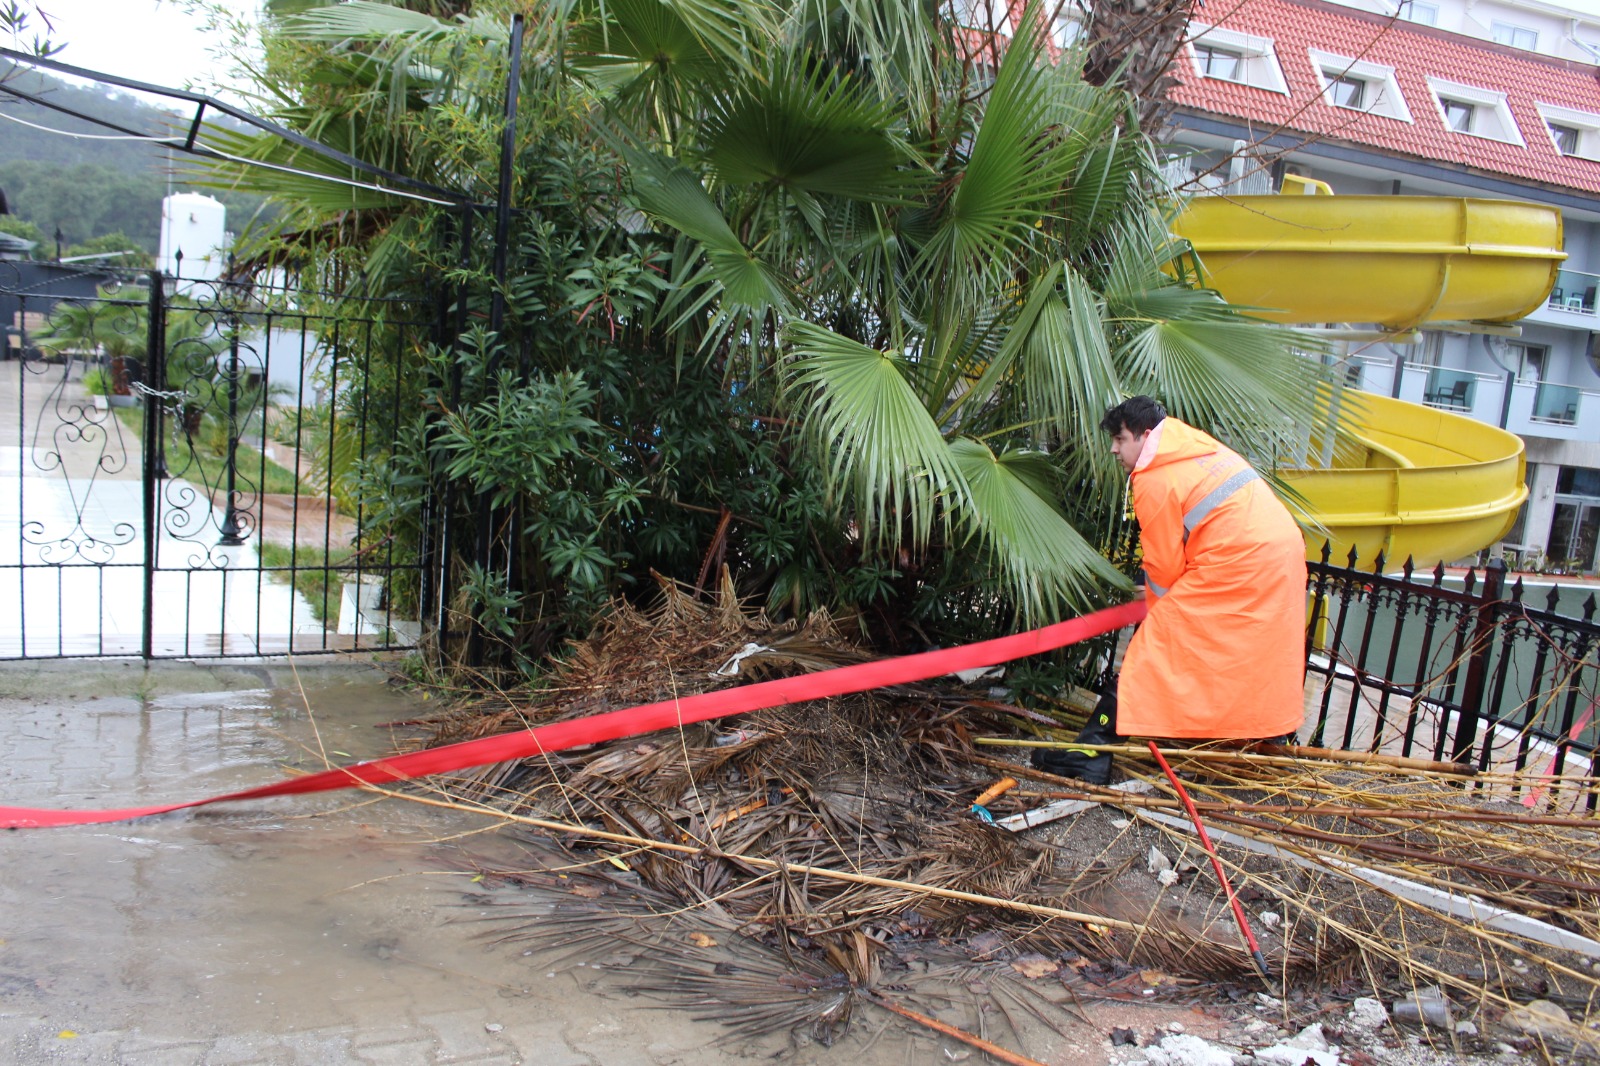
(0, 63, 268, 253)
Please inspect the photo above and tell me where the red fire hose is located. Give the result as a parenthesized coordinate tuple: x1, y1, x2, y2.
(1146, 740, 1272, 980)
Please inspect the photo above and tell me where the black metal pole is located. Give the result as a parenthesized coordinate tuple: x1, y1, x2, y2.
(218, 326, 245, 546)
(140, 271, 165, 658)
(468, 14, 525, 668)
(1453, 558, 1506, 764)
(488, 13, 523, 353)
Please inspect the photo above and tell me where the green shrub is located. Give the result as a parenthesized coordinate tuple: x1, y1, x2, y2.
(80, 367, 112, 396)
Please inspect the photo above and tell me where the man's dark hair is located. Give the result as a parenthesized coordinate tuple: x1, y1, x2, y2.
(1100, 395, 1167, 436)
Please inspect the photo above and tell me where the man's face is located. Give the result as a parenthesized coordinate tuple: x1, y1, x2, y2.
(1109, 426, 1149, 474)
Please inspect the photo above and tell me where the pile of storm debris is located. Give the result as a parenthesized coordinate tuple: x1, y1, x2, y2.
(409, 578, 1600, 1065)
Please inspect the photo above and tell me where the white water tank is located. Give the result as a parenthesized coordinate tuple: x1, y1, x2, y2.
(159, 192, 228, 281)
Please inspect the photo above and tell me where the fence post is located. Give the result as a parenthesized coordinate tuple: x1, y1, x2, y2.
(141, 271, 165, 660)
(1452, 557, 1506, 763)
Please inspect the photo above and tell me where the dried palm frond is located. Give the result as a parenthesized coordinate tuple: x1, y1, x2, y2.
(399, 577, 1600, 1056)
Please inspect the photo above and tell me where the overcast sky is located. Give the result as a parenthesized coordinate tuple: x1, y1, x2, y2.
(30, 0, 260, 94)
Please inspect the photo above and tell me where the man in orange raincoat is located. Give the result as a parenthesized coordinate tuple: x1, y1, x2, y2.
(1101, 395, 1307, 742)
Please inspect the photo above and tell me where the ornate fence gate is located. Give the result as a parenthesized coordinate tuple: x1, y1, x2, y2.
(1, 264, 437, 659)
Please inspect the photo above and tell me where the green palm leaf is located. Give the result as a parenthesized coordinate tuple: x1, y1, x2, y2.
(917, 14, 1060, 289)
(791, 0, 941, 120)
(567, 0, 727, 118)
(1115, 297, 1326, 465)
(784, 321, 965, 548)
(698, 59, 910, 200)
(1017, 265, 1121, 451)
(624, 148, 792, 310)
(950, 438, 1131, 618)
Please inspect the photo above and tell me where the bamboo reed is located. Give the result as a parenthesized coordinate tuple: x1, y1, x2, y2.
(975, 738, 1474, 776)
(363, 784, 1159, 935)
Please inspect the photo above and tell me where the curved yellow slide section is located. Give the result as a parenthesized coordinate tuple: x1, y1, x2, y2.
(1172, 195, 1563, 330)
(1170, 194, 1555, 565)
(1281, 394, 1528, 567)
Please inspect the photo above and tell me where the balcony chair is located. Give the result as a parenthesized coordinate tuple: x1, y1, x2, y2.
(1426, 379, 1471, 410)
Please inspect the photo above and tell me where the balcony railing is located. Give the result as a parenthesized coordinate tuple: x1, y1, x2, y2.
(1546, 267, 1600, 315)
(1531, 380, 1582, 425)
(1367, 361, 1600, 440)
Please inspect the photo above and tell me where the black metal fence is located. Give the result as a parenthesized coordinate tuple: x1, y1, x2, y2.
(1305, 545, 1600, 800)
(1, 263, 436, 658)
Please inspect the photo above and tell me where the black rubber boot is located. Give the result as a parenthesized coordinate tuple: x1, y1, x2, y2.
(1031, 687, 1120, 785)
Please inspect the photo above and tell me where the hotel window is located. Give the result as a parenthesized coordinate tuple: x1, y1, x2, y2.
(1491, 21, 1538, 51)
(1309, 50, 1412, 121)
(1194, 43, 1242, 80)
(1429, 78, 1524, 145)
(1401, 1, 1438, 26)
(1188, 25, 1289, 94)
(1328, 75, 1365, 109)
(1536, 103, 1600, 161)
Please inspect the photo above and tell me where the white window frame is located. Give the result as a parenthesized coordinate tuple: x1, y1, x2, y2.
(1490, 20, 1539, 51)
(1536, 103, 1600, 161)
(1428, 78, 1526, 145)
(1402, 1, 1438, 26)
(1194, 42, 1244, 80)
(1308, 49, 1413, 122)
(1187, 24, 1289, 95)
(1049, 7, 1083, 49)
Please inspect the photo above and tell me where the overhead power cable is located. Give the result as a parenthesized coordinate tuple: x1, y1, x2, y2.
(0, 48, 478, 208)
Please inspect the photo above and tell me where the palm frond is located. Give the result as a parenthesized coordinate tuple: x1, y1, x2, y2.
(191, 123, 409, 212)
(949, 438, 1131, 619)
(916, 14, 1060, 292)
(625, 148, 793, 311)
(784, 322, 966, 549)
(698, 59, 911, 201)
(1114, 290, 1328, 466)
(566, 0, 729, 124)
(1017, 264, 1121, 457)
(788, 0, 941, 119)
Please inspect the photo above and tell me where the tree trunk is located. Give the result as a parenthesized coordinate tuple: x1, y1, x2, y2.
(1082, 0, 1196, 134)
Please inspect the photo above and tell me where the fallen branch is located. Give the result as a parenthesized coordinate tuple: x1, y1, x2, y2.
(863, 989, 1047, 1066)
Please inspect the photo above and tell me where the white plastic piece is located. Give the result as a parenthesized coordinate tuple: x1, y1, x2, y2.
(993, 780, 1155, 832)
(1131, 808, 1600, 959)
(710, 642, 770, 678)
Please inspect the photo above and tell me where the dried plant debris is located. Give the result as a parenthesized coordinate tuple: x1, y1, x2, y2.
(409, 579, 1600, 1061)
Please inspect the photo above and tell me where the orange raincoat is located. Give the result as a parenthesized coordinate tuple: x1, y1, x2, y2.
(1118, 418, 1307, 739)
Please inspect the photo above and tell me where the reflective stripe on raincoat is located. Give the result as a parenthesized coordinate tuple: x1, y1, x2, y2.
(1118, 418, 1307, 740)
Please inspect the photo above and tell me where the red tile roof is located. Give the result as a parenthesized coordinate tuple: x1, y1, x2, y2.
(1169, 0, 1600, 196)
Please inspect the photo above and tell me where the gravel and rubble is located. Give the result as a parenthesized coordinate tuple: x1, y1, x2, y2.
(1095, 993, 1597, 1066)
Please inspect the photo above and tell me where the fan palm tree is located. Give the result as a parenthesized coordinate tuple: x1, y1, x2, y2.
(210, 0, 1328, 633)
(599, 0, 1326, 619)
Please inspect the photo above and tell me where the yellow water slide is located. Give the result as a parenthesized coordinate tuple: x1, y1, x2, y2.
(1170, 190, 1564, 565)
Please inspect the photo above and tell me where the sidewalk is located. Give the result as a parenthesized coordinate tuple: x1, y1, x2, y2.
(0, 660, 752, 1065)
